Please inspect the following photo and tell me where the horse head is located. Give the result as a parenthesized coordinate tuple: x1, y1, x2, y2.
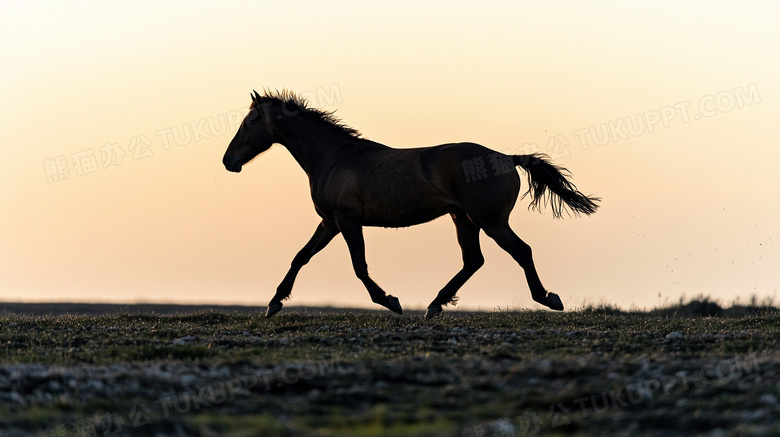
(222, 90, 275, 173)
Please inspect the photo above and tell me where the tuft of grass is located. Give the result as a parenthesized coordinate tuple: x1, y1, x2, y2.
(578, 294, 780, 319)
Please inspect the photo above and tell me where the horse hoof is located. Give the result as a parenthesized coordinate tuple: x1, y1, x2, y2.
(266, 302, 283, 318)
(547, 293, 564, 311)
(387, 296, 403, 315)
(424, 306, 442, 319)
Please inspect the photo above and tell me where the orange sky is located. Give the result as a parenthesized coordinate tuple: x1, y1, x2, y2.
(1, 2, 779, 312)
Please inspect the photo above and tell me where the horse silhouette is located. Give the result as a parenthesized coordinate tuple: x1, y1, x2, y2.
(223, 90, 599, 318)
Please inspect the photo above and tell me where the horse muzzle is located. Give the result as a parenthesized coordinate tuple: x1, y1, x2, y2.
(223, 155, 243, 173)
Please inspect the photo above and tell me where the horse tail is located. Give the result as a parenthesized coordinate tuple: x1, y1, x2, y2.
(513, 153, 600, 218)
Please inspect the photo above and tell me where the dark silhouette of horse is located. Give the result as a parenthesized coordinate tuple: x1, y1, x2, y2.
(223, 90, 599, 318)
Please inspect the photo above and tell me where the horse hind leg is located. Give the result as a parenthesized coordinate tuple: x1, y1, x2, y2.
(483, 223, 564, 311)
(425, 211, 484, 319)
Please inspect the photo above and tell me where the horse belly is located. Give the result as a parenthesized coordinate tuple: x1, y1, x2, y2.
(315, 149, 455, 227)
(360, 183, 449, 227)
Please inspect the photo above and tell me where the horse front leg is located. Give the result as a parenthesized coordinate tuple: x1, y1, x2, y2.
(266, 220, 340, 318)
(335, 216, 403, 315)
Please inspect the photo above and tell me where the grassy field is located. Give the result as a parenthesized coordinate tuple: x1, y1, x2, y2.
(1, 300, 779, 436)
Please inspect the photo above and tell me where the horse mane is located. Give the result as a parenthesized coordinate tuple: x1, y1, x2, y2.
(253, 89, 362, 139)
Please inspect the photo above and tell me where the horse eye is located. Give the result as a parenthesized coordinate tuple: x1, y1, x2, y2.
(244, 108, 263, 128)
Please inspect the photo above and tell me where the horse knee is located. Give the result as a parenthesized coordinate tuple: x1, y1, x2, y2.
(464, 253, 484, 273)
(352, 262, 370, 280)
(289, 256, 311, 273)
(518, 241, 532, 259)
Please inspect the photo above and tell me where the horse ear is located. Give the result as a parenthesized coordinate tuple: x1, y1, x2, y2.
(252, 90, 261, 101)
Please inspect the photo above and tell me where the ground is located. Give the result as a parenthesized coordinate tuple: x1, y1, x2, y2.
(1, 301, 779, 436)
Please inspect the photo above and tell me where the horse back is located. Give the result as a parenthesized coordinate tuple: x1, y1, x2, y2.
(311, 142, 520, 228)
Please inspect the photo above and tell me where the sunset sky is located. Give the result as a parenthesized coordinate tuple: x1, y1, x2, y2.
(2, 2, 779, 312)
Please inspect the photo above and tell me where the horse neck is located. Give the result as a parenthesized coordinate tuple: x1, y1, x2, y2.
(273, 116, 354, 175)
